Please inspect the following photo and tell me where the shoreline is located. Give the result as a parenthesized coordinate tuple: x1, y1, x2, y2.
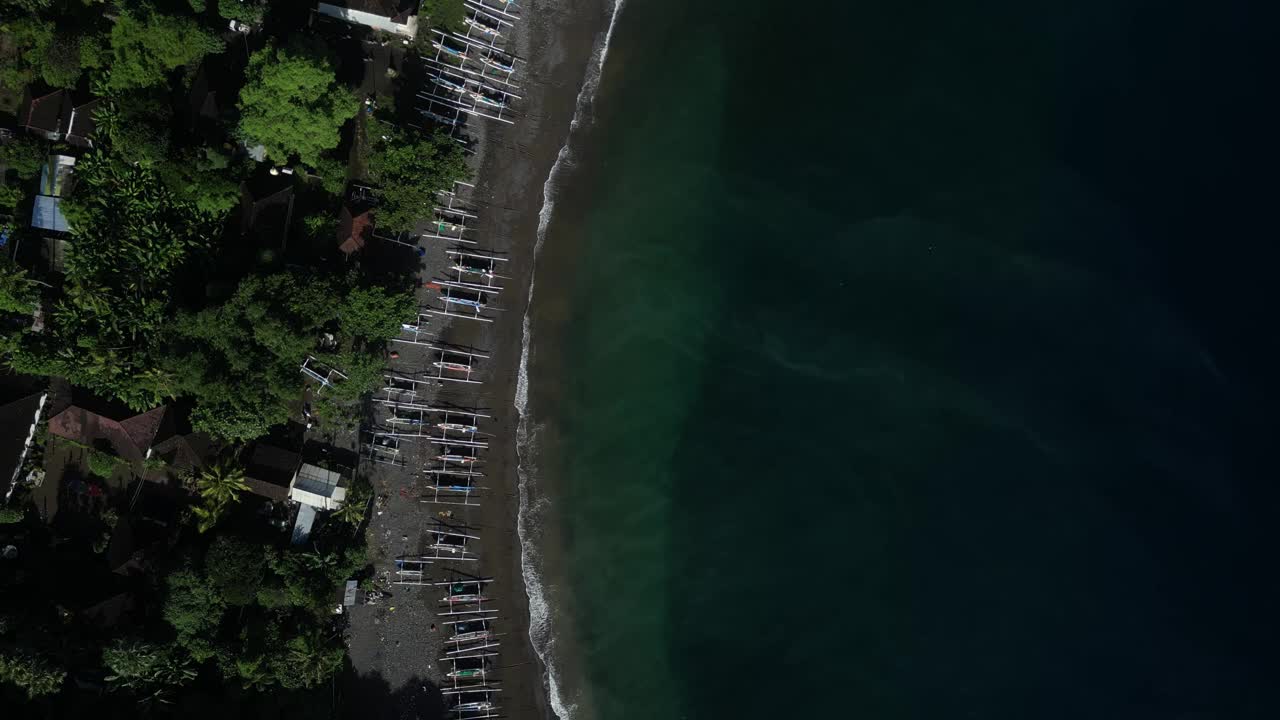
(341, 1, 615, 719)
(516, 2, 628, 718)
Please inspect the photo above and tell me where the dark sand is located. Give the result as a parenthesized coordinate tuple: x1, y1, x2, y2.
(339, 2, 613, 719)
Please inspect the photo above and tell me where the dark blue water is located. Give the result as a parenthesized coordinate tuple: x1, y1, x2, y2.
(526, 1, 1280, 718)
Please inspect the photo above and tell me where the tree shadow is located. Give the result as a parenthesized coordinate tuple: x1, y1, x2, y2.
(336, 667, 446, 720)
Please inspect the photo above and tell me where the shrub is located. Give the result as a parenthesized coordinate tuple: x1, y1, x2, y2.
(86, 449, 120, 479)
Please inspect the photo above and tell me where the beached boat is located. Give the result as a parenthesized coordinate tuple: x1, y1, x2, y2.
(433, 42, 468, 59)
(481, 56, 514, 73)
(434, 76, 468, 94)
(442, 296, 486, 309)
(433, 360, 472, 373)
(451, 263, 497, 277)
(464, 17, 502, 37)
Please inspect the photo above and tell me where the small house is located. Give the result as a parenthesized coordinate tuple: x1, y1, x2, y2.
(337, 206, 372, 255)
(290, 463, 348, 511)
(19, 89, 99, 147)
(238, 175, 296, 251)
(243, 443, 303, 503)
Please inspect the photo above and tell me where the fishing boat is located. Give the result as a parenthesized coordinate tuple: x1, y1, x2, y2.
(442, 296, 486, 309)
(464, 17, 502, 37)
(433, 42, 468, 59)
(443, 592, 488, 603)
(433, 360, 472, 373)
(469, 92, 507, 109)
(452, 628, 494, 643)
(447, 667, 488, 680)
(433, 75, 468, 94)
(451, 263, 496, 277)
(437, 453, 479, 464)
(481, 56, 514, 73)
(421, 110, 462, 126)
(438, 422, 479, 433)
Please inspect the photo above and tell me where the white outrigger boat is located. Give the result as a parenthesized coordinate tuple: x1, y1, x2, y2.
(433, 360, 473, 373)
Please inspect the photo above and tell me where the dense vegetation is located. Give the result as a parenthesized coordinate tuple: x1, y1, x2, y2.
(0, 0, 472, 712)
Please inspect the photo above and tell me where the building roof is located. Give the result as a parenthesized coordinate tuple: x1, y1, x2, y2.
(321, 0, 418, 21)
(291, 503, 317, 545)
(64, 98, 100, 148)
(290, 462, 347, 510)
(244, 444, 301, 502)
(21, 89, 71, 136)
(31, 155, 76, 232)
(47, 402, 172, 466)
(337, 206, 372, 255)
(20, 90, 99, 145)
(239, 178, 295, 249)
(150, 431, 216, 474)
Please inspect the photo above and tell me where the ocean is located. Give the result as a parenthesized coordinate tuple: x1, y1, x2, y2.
(518, 1, 1280, 718)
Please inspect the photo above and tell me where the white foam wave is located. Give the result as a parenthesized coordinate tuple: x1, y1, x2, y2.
(516, 2, 627, 719)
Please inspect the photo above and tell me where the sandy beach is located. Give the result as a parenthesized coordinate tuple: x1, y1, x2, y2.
(338, 1, 614, 719)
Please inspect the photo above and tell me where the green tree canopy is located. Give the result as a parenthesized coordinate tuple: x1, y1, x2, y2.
(92, 92, 173, 166)
(105, 8, 223, 91)
(0, 135, 47, 181)
(12, 153, 219, 408)
(165, 271, 410, 441)
(339, 285, 416, 343)
(102, 638, 196, 704)
(0, 258, 40, 316)
(269, 631, 343, 689)
(237, 40, 358, 166)
(205, 536, 268, 605)
(157, 147, 245, 216)
(0, 651, 65, 699)
(162, 567, 226, 643)
(0, 17, 53, 90)
(166, 271, 336, 441)
(196, 461, 249, 508)
(421, 0, 467, 32)
(367, 127, 469, 232)
(217, 0, 266, 24)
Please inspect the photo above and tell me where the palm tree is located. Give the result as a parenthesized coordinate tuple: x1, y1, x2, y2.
(191, 504, 222, 534)
(332, 482, 371, 527)
(196, 461, 250, 508)
(284, 631, 343, 689)
(234, 656, 273, 692)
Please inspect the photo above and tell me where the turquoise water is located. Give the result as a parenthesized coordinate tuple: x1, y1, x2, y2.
(525, 1, 1279, 718)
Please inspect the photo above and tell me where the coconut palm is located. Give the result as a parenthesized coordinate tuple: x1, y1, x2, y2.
(234, 656, 273, 691)
(282, 631, 343, 689)
(196, 461, 250, 507)
(191, 504, 222, 534)
(332, 482, 371, 527)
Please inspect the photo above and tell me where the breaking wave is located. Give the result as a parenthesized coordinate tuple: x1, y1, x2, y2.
(515, 1, 627, 719)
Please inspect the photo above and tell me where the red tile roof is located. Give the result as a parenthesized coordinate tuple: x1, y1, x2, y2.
(338, 206, 373, 255)
(48, 404, 171, 465)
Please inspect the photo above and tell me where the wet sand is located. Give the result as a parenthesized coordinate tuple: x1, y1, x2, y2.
(339, 2, 613, 719)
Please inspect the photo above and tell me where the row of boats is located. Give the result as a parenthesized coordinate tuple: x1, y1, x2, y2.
(399, 2, 526, 717)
